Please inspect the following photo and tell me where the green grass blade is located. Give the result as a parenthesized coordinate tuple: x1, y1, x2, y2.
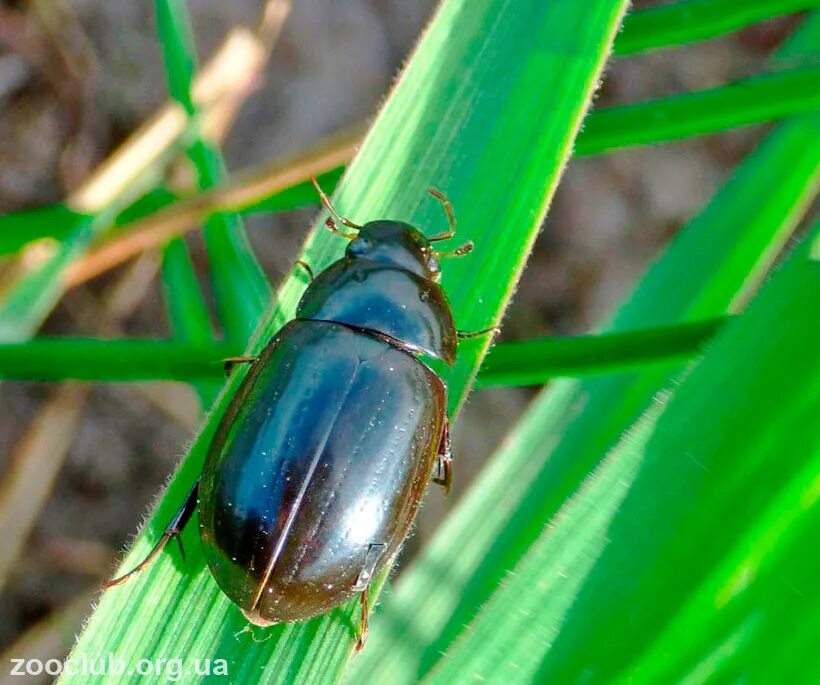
(155, 0, 197, 115)
(161, 241, 213, 349)
(155, 0, 223, 405)
(614, 0, 820, 56)
(476, 317, 728, 387)
(156, 0, 270, 344)
(0, 168, 336, 257)
(161, 239, 223, 405)
(9, 52, 817, 262)
(605, 328, 820, 682)
(576, 64, 820, 156)
(426, 229, 820, 684)
(0, 146, 183, 340)
(0, 205, 83, 254)
(776, 5, 820, 60)
(0, 339, 233, 381)
(0, 317, 726, 384)
(0, 203, 146, 341)
(189, 141, 271, 343)
(58, 1, 629, 683)
(352, 22, 820, 682)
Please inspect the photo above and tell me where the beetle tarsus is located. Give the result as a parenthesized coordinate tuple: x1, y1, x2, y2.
(355, 587, 370, 653)
(456, 325, 499, 341)
(103, 483, 199, 589)
(432, 420, 453, 495)
(434, 240, 473, 259)
(223, 355, 259, 376)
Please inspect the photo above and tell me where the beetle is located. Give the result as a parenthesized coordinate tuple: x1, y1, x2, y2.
(103, 179, 486, 650)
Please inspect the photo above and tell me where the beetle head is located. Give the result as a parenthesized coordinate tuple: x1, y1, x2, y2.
(346, 220, 440, 281)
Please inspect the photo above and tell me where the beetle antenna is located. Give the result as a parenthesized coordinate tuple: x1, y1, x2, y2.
(434, 240, 474, 258)
(310, 177, 362, 234)
(427, 187, 457, 242)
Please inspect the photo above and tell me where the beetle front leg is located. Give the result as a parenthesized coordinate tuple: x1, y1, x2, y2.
(432, 419, 453, 496)
(103, 482, 199, 588)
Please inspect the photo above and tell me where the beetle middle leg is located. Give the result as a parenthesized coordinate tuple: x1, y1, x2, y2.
(295, 259, 315, 284)
(457, 325, 499, 341)
(426, 188, 473, 257)
(103, 482, 199, 588)
(352, 543, 385, 651)
(223, 355, 258, 375)
(355, 588, 370, 652)
(427, 187, 457, 242)
(432, 419, 453, 496)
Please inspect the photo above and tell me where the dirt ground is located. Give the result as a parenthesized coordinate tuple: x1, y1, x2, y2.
(0, 0, 795, 667)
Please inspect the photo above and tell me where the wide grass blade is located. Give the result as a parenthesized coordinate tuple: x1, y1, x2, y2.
(351, 17, 820, 683)
(57, 1, 629, 683)
(427, 228, 820, 683)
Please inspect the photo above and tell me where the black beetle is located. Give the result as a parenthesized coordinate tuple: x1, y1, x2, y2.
(104, 180, 486, 649)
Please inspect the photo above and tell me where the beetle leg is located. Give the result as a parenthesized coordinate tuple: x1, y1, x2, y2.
(427, 187, 457, 242)
(310, 177, 361, 231)
(434, 240, 474, 258)
(432, 420, 453, 496)
(457, 325, 500, 341)
(355, 587, 370, 652)
(352, 543, 385, 651)
(353, 544, 386, 591)
(103, 483, 199, 589)
(223, 355, 258, 376)
(295, 259, 315, 284)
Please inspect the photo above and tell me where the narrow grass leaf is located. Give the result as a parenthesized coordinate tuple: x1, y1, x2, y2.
(156, 0, 270, 345)
(0, 317, 726, 385)
(0, 339, 234, 381)
(155, 0, 197, 114)
(155, 0, 224, 406)
(476, 317, 728, 387)
(614, 0, 820, 56)
(576, 63, 820, 156)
